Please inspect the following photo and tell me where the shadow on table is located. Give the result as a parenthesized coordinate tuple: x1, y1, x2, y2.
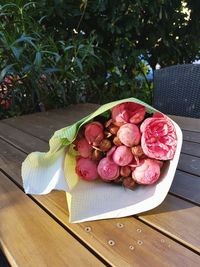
(0, 250, 10, 267)
(138, 192, 195, 217)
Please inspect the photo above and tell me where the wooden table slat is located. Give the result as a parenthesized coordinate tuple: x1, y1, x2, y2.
(139, 194, 200, 252)
(178, 153, 200, 177)
(169, 115, 200, 132)
(0, 122, 49, 153)
(2, 104, 98, 142)
(182, 129, 200, 143)
(0, 172, 104, 267)
(170, 170, 200, 204)
(181, 140, 200, 158)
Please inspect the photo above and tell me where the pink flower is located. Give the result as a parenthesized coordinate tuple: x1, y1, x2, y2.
(112, 145, 133, 166)
(132, 159, 161, 184)
(117, 123, 141, 147)
(97, 157, 119, 181)
(84, 121, 104, 146)
(140, 114, 177, 160)
(107, 146, 117, 159)
(76, 138, 92, 158)
(112, 102, 146, 126)
(76, 157, 98, 181)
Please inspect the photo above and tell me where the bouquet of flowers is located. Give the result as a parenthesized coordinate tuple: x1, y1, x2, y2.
(22, 98, 182, 223)
(73, 102, 177, 189)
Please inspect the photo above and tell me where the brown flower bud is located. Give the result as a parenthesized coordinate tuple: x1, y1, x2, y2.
(109, 125, 119, 135)
(131, 145, 144, 157)
(113, 136, 122, 146)
(104, 131, 112, 138)
(122, 177, 136, 189)
(91, 149, 103, 161)
(105, 119, 112, 128)
(99, 139, 112, 152)
(120, 166, 131, 177)
(113, 176, 124, 184)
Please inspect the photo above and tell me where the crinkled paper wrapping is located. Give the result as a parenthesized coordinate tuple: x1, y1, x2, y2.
(22, 98, 183, 223)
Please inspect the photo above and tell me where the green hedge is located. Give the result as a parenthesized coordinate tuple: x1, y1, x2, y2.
(1, 0, 200, 119)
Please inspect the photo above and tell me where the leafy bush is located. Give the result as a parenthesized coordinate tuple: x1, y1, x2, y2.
(1, 0, 200, 119)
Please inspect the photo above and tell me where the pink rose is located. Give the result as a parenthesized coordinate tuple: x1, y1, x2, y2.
(112, 145, 133, 166)
(112, 102, 146, 126)
(117, 123, 141, 147)
(132, 159, 161, 184)
(140, 113, 177, 160)
(84, 121, 104, 146)
(106, 146, 117, 159)
(76, 157, 98, 181)
(76, 138, 92, 158)
(97, 157, 119, 181)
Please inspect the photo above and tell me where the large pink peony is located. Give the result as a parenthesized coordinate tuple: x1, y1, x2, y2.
(84, 121, 104, 146)
(140, 113, 177, 160)
(112, 102, 146, 126)
(132, 159, 161, 184)
(117, 123, 141, 147)
(97, 157, 119, 181)
(76, 157, 98, 181)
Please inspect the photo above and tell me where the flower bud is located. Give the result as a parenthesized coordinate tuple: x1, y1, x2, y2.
(99, 139, 112, 152)
(120, 166, 131, 177)
(97, 158, 119, 181)
(132, 159, 160, 184)
(109, 125, 119, 135)
(113, 136, 122, 146)
(113, 176, 124, 184)
(117, 123, 141, 147)
(104, 131, 112, 138)
(122, 177, 136, 189)
(91, 149, 103, 161)
(105, 119, 112, 128)
(112, 102, 146, 125)
(85, 121, 104, 146)
(106, 146, 117, 159)
(76, 157, 98, 181)
(112, 145, 133, 166)
(131, 145, 144, 157)
(76, 138, 92, 158)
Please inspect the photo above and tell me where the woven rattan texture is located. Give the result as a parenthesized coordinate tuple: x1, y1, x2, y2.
(153, 64, 200, 118)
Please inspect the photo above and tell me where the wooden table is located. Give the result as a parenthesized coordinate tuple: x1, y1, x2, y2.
(0, 104, 200, 267)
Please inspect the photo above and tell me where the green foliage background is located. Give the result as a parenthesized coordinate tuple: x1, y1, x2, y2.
(0, 0, 200, 119)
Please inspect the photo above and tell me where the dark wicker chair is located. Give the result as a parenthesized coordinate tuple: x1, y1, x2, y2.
(153, 64, 200, 118)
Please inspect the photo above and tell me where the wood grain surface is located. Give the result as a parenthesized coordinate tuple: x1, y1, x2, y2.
(0, 172, 104, 267)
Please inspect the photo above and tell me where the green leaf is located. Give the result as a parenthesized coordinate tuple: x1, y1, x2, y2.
(64, 45, 74, 52)
(23, 2, 36, 10)
(1, 3, 18, 10)
(0, 64, 14, 82)
(13, 35, 36, 49)
(34, 51, 42, 66)
(75, 57, 83, 72)
(11, 46, 23, 60)
(44, 67, 59, 73)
